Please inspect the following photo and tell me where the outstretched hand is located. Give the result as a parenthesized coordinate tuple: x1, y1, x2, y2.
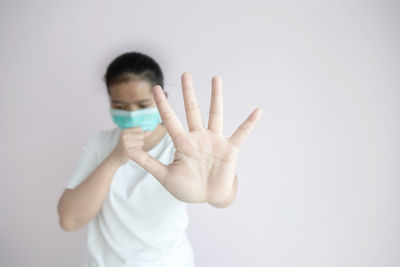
(125, 72, 263, 204)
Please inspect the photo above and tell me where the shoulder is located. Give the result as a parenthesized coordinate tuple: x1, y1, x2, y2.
(97, 126, 120, 142)
(84, 127, 120, 152)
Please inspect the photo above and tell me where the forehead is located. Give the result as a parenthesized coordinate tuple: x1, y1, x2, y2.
(109, 80, 153, 99)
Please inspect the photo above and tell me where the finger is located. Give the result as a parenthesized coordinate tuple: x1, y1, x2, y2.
(124, 139, 144, 147)
(153, 85, 186, 141)
(229, 108, 263, 149)
(181, 72, 204, 131)
(125, 131, 144, 138)
(208, 75, 223, 135)
(123, 127, 141, 131)
(122, 133, 144, 148)
(122, 129, 144, 139)
(122, 127, 143, 134)
(126, 148, 169, 186)
(143, 131, 152, 138)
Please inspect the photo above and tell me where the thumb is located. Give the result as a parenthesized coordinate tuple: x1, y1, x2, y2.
(126, 147, 169, 186)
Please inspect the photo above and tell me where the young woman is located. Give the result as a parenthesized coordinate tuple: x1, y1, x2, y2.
(57, 51, 263, 267)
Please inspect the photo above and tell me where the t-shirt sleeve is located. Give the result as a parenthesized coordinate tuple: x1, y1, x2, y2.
(65, 132, 101, 190)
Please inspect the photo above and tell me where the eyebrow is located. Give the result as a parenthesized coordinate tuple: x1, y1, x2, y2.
(111, 99, 152, 104)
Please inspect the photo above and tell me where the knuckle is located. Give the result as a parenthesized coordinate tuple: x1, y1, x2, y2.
(136, 133, 145, 139)
(163, 111, 175, 122)
(238, 125, 249, 135)
(130, 128, 142, 132)
(209, 109, 223, 116)
(185, 101, 198, 111)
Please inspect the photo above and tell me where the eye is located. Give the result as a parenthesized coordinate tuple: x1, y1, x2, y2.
(139, 105, 149, 109)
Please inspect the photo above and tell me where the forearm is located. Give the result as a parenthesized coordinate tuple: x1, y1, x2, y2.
(58, 153, 122, 231)
(208, 174, 238, 208)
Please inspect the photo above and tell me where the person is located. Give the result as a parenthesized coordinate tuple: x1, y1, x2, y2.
(57, 51, 263, 267)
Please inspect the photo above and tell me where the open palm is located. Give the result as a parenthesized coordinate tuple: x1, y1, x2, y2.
(125, 72, 263, 204)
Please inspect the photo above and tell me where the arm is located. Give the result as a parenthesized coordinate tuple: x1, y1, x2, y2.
(208, 174, 238, 209)
(57, 153, 122, 232)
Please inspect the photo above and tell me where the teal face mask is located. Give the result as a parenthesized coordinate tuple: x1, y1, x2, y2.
(109, 106, 162, 131)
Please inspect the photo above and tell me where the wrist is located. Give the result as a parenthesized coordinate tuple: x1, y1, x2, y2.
(107, 152, 127, 166)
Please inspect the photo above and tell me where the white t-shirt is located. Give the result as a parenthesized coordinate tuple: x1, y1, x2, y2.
(65, 127, 196, 267)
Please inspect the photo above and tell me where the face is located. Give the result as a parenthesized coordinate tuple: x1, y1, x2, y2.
(109, 79, 167, 111)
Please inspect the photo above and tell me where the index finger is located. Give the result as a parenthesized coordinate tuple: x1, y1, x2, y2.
(153, 85, 186, 141)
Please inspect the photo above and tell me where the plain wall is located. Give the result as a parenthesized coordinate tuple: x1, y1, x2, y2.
(0, 0, 399, 266)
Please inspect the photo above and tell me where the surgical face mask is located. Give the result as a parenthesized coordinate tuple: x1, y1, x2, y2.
(109, 106, 162, 131)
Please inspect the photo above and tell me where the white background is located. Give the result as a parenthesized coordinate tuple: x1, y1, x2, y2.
(0, 0, 399, 266)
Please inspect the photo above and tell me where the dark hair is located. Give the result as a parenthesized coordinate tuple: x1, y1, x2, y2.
(104, 52, 164, 95)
